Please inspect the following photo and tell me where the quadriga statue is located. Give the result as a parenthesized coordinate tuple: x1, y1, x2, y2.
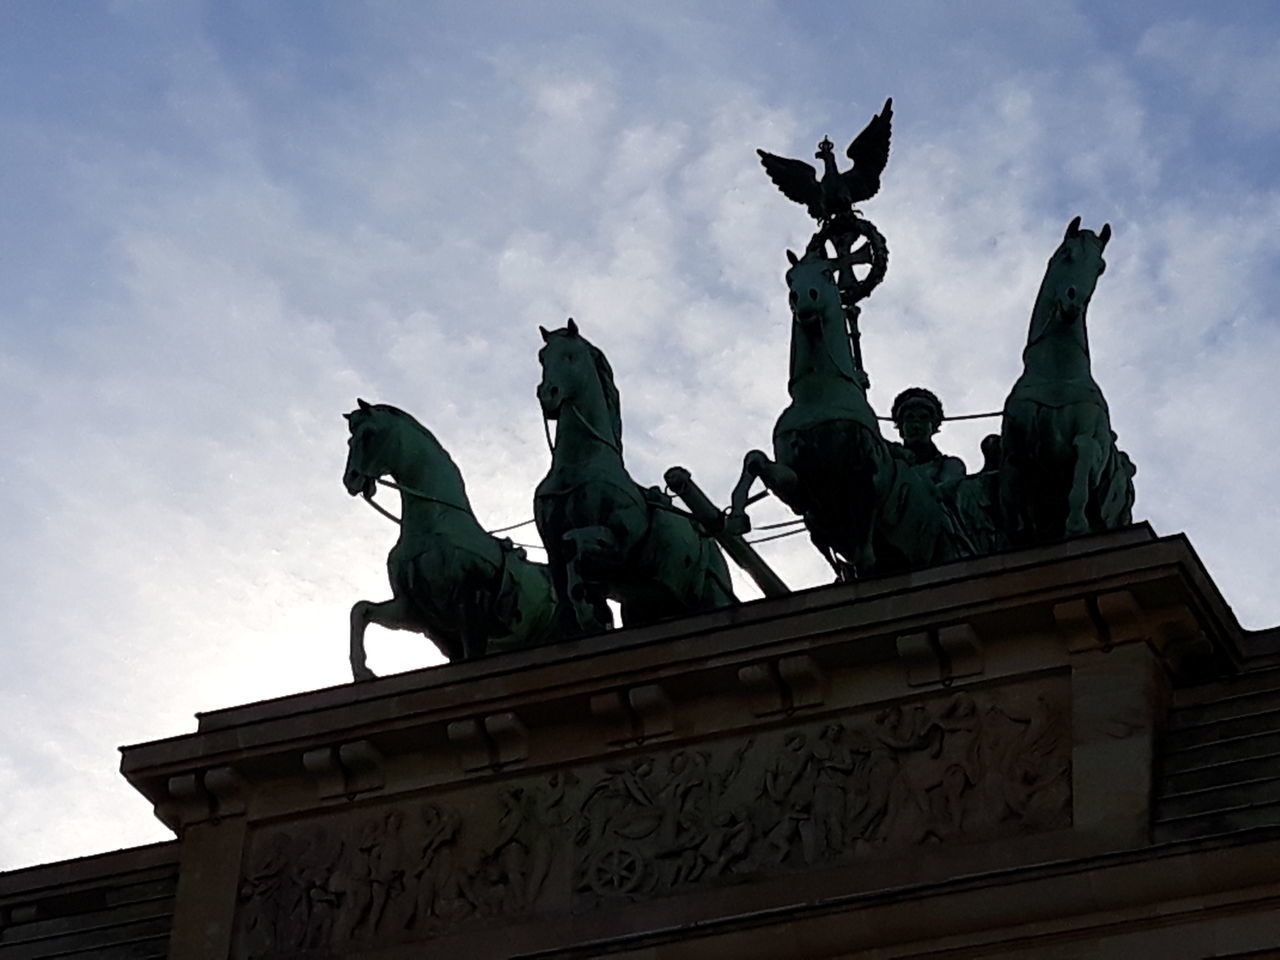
(726, 246, 963, 579)
(534, 319, 735, 637)
(342, 400, 558, 681)
(999, 217, 1136, 546)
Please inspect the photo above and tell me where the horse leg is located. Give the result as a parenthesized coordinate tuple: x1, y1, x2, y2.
(564, 526, 616, 633)
(850, 497, 880, 577)
(1066, 435, 1103, 537)
(547, 528, 613, 636)
(997, 454, 1029, 547)
(349, 595, 420, 682)
(726, 451, 767, 535)
(727, 450, 804, 535)
(546, 550, 582, 639)
(829, 439, 884, 579)
(456, 587, 487, 661)
(564, 559, 611, 634)
(810, 535, 849, 581)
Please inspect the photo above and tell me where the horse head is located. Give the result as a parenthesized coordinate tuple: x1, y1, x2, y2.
(343, 398, 388, 498)
(344, 400, 439, 499)
(785, 246, 844, 329)
(1029, 216, 1111, 345)
(537, 318, 623, 451)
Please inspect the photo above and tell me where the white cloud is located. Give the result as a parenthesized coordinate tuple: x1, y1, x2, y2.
(1138, 18, 1280, 136)
(2, 2, 1279, 870)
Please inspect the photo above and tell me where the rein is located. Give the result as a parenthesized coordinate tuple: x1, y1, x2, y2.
(795, 305, 1002, 422)
(791, 304, 872, 395)
(360, 478, 471, 527)
(542, 416, 555, 457)
(542, 400, 622, 457)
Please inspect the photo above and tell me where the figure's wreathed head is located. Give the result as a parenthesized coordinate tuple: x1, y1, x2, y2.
(891, 387, 944, 434)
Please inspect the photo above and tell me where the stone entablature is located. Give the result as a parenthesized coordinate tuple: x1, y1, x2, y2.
(233, 676, 1070, 957)
(0, 841, 178, 959)
(113, 526, 1276, 958)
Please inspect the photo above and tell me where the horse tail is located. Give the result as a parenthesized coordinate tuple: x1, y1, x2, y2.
(1095, 445, 1137, 529)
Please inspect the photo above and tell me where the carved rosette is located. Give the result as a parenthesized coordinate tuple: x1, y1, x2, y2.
(232, 680, 1069, 957)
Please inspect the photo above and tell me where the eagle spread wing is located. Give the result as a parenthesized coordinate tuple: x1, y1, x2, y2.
(842, 97, 893, 203)
(756, 149, 822, 219)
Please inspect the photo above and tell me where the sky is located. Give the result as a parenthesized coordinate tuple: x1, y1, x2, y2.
(2, 1, 1278, 871)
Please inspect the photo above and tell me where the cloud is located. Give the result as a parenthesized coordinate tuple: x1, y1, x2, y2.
(2, 2, 1279, 870)
(1138, 17, 1280, 137)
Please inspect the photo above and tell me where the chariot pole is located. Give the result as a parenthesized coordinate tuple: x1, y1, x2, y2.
(664, 466, 790, 598)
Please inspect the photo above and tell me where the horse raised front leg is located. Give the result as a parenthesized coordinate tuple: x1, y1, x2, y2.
(726, 450, 804, 536)
(349, 595, 420, 682)
(1066, 434, 1104, 537)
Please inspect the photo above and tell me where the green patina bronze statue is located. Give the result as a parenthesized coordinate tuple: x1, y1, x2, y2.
(736, 105, 1136, 575)
(758, 99, 894, 322)
(535, 319, 735, 636)
(730, 99, 966, 579)
(886, 388, 1005, 557)
(343, 400, 559, 681)
(888, 388, 966, 486)
(1000, 217, 1136, 545)
(757, 98, 893, 225)
(726, 247, 961, 579)
(942, 432, 1005, 558)
(336, 104, 1144, 684)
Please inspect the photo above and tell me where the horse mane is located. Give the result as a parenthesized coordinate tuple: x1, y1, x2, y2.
(353, 402, 467, 487)
(367, 403, 435, 442)
(585, 339, 624, 452)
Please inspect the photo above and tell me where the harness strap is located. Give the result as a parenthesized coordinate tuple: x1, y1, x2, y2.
(567, 402, 621, 454)
(361, 493, 403, 525)
(376, 477, 470, 512)
(360, 478, 471, 526)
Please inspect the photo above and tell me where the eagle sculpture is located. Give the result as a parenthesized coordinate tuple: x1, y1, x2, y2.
(757, 98, 893, 223)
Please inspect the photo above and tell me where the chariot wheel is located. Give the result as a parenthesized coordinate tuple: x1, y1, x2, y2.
(587, 844, 646, 896)
(810, 214, 888, 305)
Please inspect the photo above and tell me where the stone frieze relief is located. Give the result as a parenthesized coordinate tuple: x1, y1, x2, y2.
(234, 681, 1069, 957)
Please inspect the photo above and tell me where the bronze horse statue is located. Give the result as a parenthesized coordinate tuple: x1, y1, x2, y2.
(1000, 217, 1136, 546)
(728, 246, 960, 578)
(535, 320, 735, 636)
(343, 400, 558, 680)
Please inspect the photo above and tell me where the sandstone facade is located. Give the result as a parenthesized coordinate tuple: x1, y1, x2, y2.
(4, 526, 1279, 958)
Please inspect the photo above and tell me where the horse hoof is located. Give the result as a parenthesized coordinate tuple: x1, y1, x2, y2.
(351, 664, 377, 683)
(1064, 516, 1090, 538)
(723, 512, 751, 537)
